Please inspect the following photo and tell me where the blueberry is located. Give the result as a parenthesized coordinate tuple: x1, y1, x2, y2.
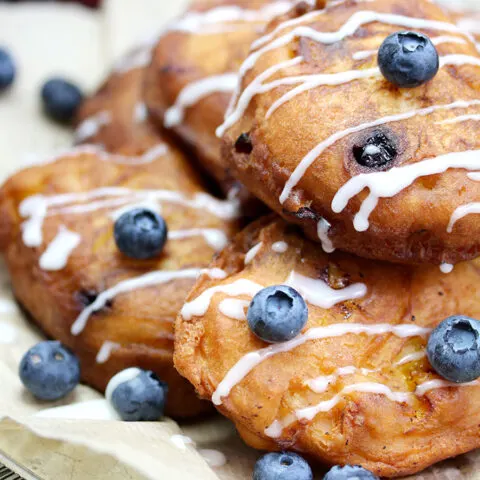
(253, 452, 313, 480)
(0, 48, 15, 92)
(41, 78, 83, 124)
(114, 208, 168, 260)
(107, 368, 168, 421)
(247, 285, 308, 343)
(19, 341, 80, 401)
(353, 131, 397, 168)
(235, 133, 253, 154)
(323, 465, 379, 480)
(427, 315, 480, 383)
(378, 31, 439, 88)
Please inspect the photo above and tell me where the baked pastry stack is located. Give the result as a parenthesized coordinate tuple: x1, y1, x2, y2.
(1, 0, 480, 477)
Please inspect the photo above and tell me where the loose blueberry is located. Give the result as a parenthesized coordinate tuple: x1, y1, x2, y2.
(323, 465, 379, 480)
(353, 131, 397, 168)
(0, 48, 15, 92)
(19, 341, 80, 401)
(107, 368, 168, 421)
(41, 78, 83, 124)
(253, 452, 313, 480)
(247, 285, 308, 343)
(235, 133, 253, 154)
(378, 31, 439, 88)
(427, 315, 480, 383)
(114, 208, 168, 260)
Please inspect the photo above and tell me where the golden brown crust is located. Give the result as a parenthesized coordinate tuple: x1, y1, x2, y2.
(0, 149, 238, 418)
(75, 51, 161, 156)
(223, 0, 480, 265)
(143, 0, 308, 196)
(175, 216, 480, 475)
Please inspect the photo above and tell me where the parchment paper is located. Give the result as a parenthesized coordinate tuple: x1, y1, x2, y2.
(0, 1, 479, 479)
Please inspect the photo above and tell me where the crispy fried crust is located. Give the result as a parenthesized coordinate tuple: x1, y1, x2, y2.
(175, 216, 480, 475)
(75, 50, 161, 156)
(144, 0, 311, 196)
(0, 149, 238, 418)
(222, 0, 480, 265)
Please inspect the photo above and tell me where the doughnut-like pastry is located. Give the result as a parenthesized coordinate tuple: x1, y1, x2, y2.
(144, 0, 313, 194)
(75, 45, 160, 156)
(0, 147, 239, 418)
(221, 0, 480, 265)
(174, 216, 480, 476)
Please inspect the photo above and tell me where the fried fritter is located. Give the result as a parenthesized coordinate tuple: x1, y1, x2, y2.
(0, 148, 239, 418)
(175, 216, 480, 476)
(75, 46, 159, 156)
(221, 0, 480, 265)
(144, 0, 311, 195)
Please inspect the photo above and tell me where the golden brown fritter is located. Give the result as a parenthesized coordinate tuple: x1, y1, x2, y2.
(175, 216, 480, 476)
(75, 47, 160, 156)
(143, 0, 312, 195)
(0, 148, 239, 418)
(222, 0, 480, 265)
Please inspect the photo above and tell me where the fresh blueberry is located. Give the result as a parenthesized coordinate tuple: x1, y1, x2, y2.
(41, 78, 83, 124)
(253, 452, 313, 480)
(114, 208, 168, 260)
(427, 315, 480, 383)
(19, 341, 80, 401)
(107, 368, 168, 421)
(353, 131, 397, 168)
(235, 133, 253, 154)
(378, 31, 439, 88)
(0, 48, 15, 92)
(324, 465, 379, 480)
(247, 285, 308, 343)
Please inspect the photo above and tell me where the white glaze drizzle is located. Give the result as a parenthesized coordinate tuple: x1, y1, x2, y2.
(71, 268, 225, 335)
(20, 187, 239, 247)
(216, 56, 304, 137)
(218, 298, 250, 320)
(447, 202, 480, 233)
(38, 226, 81, 271)
(199, 449, 227, 468)
(440, 263, 454, 274)
(245, 242, 263, 264)
(280, 100, 480, 204)
(165, 74, 237, 128)
(96, 341, 121, 364)
(263, 55, 480, 126)
(169, 1, 295, 35)
(266, 377, 480, 437)
(75, 111, 112, 143)
(317, 218, 335, 253)
(332, 150, 480, 232)
(436, 113, 480, 125)
(105, 368, 142, 402)
(212, 322, 430, 405)
(109, 197, 162, 221)
(415, 379, 479, 396)
(222, 10, 468, 134)
(395, 351, 426, 366)
(285, 271, 366, 308)
(134, 103, 148, 123)
(181, 279, 264, 321)
(168, 229, 228, 251)
(306, 365, 374, 393)
(272, 241, 288, 253)
(468, 172, 480, 181)
(251, 0, 375, 50)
